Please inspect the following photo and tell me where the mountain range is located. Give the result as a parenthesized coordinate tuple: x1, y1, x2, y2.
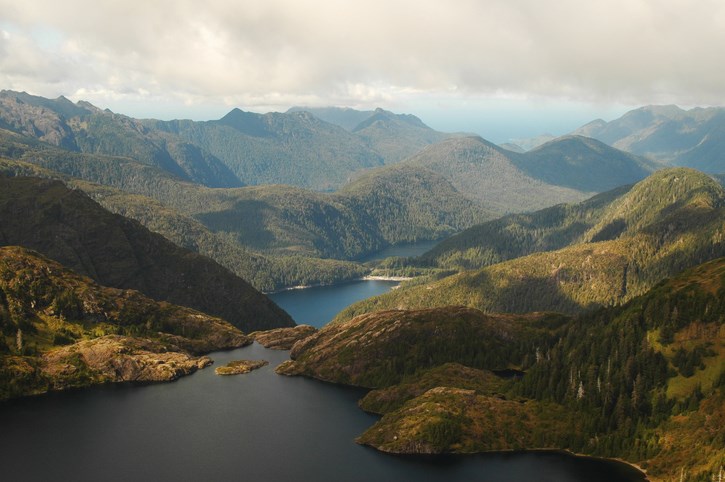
(336, 168, 725, 320)
(510, 104, 725, 175)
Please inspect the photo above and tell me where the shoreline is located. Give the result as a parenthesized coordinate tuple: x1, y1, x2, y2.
(266, 275, 412, 294)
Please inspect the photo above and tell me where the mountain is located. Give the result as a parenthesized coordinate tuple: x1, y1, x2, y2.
(573, 105, 725, 173)
(286, 106, 375, 131)
(148, 109, 384, 190)
(350, 108, 451, 163)
(0, 246, 252, 400)
(286, 106, 452, 164)
(0, 90, 243, 188)
(395, 135, 653, 214)
(335, 168, 725, 320)
(0, 176, 294, 331)
(279, 256, 725, 480)
(514, 135, 656, 192)
(0, 131, 489, 261)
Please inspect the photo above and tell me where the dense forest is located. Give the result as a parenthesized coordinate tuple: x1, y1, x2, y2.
(281, 257, 725, 480)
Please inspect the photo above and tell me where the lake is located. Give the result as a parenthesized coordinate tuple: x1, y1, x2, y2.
(269, 279, 398, 327)
(0, 242, 648, 482)
(0, 343, 646, 482)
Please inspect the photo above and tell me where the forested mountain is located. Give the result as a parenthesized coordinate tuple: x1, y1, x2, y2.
(0, 91, 459, 192)
(147, 109, 384, 190)
(0, 246, 252, 400)
(280, 256, 725, 481)
(0, 128, 489, 258)
(514, 135, 657, 192)
(419, 184, 632, 271)
(335, 168, 725, 321)
(573, 105, 725, 173)
(350, 108, 451, 163)
(0, 176, 294, 331)
(395, 135, 653, 214)
(286, 106, 375, 131)
(0, 90, 243, 188)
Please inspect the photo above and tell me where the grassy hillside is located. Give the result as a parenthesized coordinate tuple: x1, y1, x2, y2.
(0, 246, 251, 400)
(335, 168, 725, 321)
(0, 176, 294, 331)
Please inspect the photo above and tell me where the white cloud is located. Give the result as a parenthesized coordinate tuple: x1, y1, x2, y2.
(1, 0, 724, 115)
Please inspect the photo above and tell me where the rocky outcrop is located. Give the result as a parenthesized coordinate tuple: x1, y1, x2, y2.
(252, 325, 317, 350)
(215, 359, 269, 375)
(42, 335, 213, 388)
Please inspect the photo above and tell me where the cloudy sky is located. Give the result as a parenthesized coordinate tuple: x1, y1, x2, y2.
(1, 0, 723, 141)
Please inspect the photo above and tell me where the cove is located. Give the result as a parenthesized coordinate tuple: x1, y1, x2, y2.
(269, 279, 398, 327)
(0, 343, 647, 482)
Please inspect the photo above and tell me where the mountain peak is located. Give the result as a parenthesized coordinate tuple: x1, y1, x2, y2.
(216, 108, 270, 137)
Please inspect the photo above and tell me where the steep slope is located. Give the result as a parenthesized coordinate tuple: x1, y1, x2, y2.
(0, 246, 251, 400)
(336, 168, 725, 320)
(148, 109, 384, 190)
(573, 104, 725, 173)
(0, 176, 294, 331)
(0, 90, 242, 187)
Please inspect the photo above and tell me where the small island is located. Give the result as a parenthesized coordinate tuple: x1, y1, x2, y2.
(215, 359, 269, 376)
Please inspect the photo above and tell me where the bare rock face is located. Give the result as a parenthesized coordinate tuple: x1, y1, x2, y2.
(252, 325, 317, 350)
(214, 359, 269, 376)
(42, 335, 213, 389)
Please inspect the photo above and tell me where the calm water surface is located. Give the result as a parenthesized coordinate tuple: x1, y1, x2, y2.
(0, 242, 647, 482)
(0, 344, 646, 482)
(270, 279, 398, 327)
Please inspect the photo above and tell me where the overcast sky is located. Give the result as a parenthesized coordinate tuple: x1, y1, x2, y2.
(1, 0, 723, 142)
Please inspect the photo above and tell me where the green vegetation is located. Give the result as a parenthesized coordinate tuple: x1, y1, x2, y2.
(280, 257, 725, 480)
(335, 168, 725, 322)
(0, 175, 294, 331)
(0, 246, 251, 400)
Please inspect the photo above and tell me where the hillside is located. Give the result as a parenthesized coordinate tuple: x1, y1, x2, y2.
(0, 176, 294, 331)
(148, 109, 384, 190)
(278, 257, 725, 480)
(287, 106, 452, 163)
(336, 168, 725, 320)
(514, 135, 656, 192)
(0, 90, 242, 188)
(395, 135, 652, 214)
(0, 246, 251, 400)
(351, 108, 451, 163)
(0, 132, 490, 261)
(573, 105, 725, 173)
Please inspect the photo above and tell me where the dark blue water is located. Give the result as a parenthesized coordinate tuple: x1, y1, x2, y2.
(0, 241, 647, 482)
(0, 344, 646, 482)
(269, 279, 398, 327)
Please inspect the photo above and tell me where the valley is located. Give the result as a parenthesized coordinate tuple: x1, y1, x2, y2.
(0, 91, 723, 482)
